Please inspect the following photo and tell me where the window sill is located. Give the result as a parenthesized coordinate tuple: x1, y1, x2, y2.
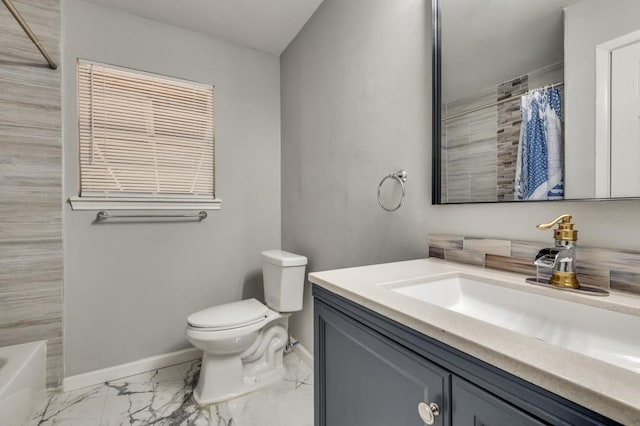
(68, 197, 222, 211)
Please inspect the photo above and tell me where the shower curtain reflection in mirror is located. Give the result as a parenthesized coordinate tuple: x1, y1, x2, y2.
(515, 86, 564, 201)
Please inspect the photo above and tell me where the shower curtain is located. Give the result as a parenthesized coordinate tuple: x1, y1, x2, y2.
(514, 87, 564, 200)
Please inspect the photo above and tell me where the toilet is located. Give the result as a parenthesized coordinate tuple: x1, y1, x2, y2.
(185, 249, 307, 405)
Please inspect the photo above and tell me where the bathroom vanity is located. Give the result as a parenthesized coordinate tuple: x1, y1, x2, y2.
(309, 259, 640, 426)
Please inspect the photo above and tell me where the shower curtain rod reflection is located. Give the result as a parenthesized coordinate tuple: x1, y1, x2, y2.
(442, 81, 564, 122)
(2, 0, 57, 69)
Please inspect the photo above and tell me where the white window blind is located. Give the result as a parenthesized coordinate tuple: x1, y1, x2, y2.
(77, 61, 215, 200)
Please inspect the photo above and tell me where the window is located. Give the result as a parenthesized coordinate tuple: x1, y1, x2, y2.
(69, 60, 220, 210)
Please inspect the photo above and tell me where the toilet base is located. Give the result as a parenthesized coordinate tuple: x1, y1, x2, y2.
(192, 363, 287, 406)
(186, 310, 291, 406)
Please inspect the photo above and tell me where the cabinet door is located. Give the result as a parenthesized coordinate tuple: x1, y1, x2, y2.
(452, 377, 547, 426)
(316, 304, 450, 426)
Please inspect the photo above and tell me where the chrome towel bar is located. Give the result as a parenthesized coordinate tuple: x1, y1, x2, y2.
(96, 211, 207, 222)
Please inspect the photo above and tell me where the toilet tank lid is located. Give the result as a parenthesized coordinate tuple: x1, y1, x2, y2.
(261, 250, 307, 267)
(187, 299, 269, 328)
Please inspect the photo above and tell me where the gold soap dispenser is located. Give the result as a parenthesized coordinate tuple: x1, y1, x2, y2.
(534, 214, 580, 289)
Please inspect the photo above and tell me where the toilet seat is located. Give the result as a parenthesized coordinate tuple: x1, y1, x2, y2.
(187, 298, 269, 331)
(186, 248, 307, 405)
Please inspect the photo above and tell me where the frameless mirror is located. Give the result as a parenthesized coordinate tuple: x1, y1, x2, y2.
(432, 0, 640, 204)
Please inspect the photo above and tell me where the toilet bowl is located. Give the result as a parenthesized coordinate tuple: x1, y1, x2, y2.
(186, 250, 307, 405)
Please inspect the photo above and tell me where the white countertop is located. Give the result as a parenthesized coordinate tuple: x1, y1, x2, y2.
(308, 258, 640, 426)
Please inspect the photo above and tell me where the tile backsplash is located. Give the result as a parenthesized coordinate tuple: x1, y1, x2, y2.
(428, 234, 640, 296)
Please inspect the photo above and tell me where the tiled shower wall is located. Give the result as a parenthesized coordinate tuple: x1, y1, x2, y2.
(0, 0, 63, 387)
(428, 234, 640, 296)
(442, 62, 564, 203)
(496, 75, 528, 200)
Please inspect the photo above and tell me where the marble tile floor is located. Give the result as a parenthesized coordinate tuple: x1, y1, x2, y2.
(27, 352, 313, 426)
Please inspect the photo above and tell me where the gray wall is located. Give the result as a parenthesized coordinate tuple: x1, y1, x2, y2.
(62, 0, 281, 375)
(441, 0, 570, 103)
(282, 0, 640, 352)
(0, 0, 63, 387)
(281, 0, 430, 351)
(564, 0, 640, 198)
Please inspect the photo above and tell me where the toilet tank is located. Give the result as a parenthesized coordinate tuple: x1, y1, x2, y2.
(261, 250, 307, 312)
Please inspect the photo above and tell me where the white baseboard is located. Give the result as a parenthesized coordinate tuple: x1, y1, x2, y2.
(63, 347, 202, 392)
(290, 338, 313, 368)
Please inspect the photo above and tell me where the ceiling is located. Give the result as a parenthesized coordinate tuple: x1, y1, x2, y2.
(83, 0, 325, 55)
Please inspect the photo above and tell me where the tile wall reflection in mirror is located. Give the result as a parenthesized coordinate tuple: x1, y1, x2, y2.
(435, 0, 640, 203)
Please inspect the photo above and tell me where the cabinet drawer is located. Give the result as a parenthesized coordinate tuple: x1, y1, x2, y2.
(317, 304, 450, 426)
(452, 377, 547, 426)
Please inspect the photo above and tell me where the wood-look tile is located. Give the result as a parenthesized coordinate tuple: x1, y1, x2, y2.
(443, 132, 497, 203)
(443, 66, 565, 202)
(1, 1, 61, 36)
(0, 132, 60, 148)
(614, 250, 640, 272)
(511, 240, 547, 260)
(0, 124, 61, 139)
(0, 78, 61, 109)
(444, 248, 485, 267)
(446, 87, 495, 117)
(0, 30, 59, 66)
(0, 185, 61, 204)
(443, 181, 471, 203)
(0, 100, 61, 130)
(463, 238, 511, 256)
(0, 140, 61, 246)
(0, 241, 62, 292)
(468, 177, 498, 203)
(485, 254, 537, 276)
(445, 117, 471, 143)
(428, 235, 463, 250)
(0, 214, 61, 244)
(46, 336, 64, 388)
(0, 288, 62, 345)
(610, 270, 640, 295)
(430, 233, 640, 297)
(575, 264, 610, 289)
(579, 247, 640, 275)
(469, 111, 498, 139)
(1, 0, 62, 388)
(0, 4, 60, 44)
(0, 64, 60, 88)
(428, 246, 444, 259)
(13, 0, 60, 12)
(0, 137, 61, 186)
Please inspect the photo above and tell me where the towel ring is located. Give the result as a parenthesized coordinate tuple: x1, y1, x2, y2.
(378, 170, 407, 212)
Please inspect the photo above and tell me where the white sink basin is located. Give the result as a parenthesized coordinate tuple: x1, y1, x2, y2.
(386, 274, 640, 373)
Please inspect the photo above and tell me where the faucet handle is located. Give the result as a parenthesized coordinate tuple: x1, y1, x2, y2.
(537, 214, 572, 230)
(536, 214, 578, 242)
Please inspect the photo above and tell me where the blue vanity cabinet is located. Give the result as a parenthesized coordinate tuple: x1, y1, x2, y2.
(313, 285, 619, 426)
(317, 295, 450, 426)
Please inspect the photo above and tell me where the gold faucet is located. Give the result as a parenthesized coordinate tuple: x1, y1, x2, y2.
(534, 214, 580, 289)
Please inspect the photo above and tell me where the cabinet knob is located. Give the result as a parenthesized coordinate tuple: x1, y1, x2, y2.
(418, 401, 440, 425)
